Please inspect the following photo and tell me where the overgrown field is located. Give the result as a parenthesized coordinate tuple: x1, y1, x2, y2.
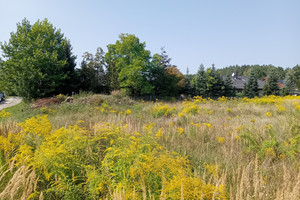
(0, 93, 300, 200)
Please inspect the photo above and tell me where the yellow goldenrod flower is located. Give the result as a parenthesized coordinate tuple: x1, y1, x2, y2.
(265, 112, 272, 117)
(217, 137, 225, 144)
(125, 109, 132, 115)
(264, 148, 276, 158)
(177, 128, 184, 135)
(202, 123, 213, 129)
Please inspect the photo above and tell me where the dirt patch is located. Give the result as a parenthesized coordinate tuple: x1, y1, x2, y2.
(32, 98, 61, 108)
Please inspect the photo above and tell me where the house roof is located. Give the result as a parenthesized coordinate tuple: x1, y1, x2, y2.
(222, 74, 265, 90)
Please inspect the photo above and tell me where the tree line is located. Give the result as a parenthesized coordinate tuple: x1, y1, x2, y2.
(0, 19, 299, 100)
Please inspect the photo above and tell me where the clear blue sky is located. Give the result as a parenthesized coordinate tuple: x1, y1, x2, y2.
(0, 0, 299, 74)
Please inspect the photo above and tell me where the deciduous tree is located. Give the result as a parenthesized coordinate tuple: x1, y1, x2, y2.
(0, 19, 77, 100)
(105, 34, 153, 96)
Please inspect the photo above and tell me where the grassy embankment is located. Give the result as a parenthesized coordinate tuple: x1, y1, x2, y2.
(0, 93, 299, 199)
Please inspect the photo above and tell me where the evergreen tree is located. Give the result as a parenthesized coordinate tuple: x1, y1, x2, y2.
(243, 82, 249, 97)
(223, 74, 235, 97)
(148, 48, 171, 96)
(77, 48, 108, 93)
(247, 71, 259, 98)
(262, 83, 270, 96)
(285, 69, 295, 94)
(192, 64, 207, 97)
(263, 69, 280, 95)
(206, 64, 224, 98)
(183, 73, 195, 97)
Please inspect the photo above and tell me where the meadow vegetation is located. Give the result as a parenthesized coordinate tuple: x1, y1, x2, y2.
(0, 93, 300, 199)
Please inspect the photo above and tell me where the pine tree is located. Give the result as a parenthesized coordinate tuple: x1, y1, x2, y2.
(268, 69, 280, 95)
(285, 69, 296, 94)
(192, 64, 207, 97)
(263, 69, 280, 95)
(243, 82, 249, 97)
(224, 74, 235, 97)
(247, 71, 259, 98)
(206, 64, 224, 98)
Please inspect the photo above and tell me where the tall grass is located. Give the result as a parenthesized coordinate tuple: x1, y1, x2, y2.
(0, 95, 299, 199)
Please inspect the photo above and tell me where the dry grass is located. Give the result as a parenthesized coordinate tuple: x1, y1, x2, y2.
(1, 95, 299, 199)
(0, 164, 38, 200)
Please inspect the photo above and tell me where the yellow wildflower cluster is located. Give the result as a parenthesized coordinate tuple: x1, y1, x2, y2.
(264, 147, 276, 158)
(265, 112, 273, 117)
(177, 127, 184, 135)
(275, 104, 286, 113)
(18, 115, 52, 137)
(181, 102, 201, 115)
(226, 107, 232, 113)
(217, 137, 225, 144)
(95, 102, 117, 113)
(0, 109, 11, 119)
(150, 103, 176, 117)
(192, 96, 207, 103)
(218, 96, 229, 102)
(294, 102, 300, 111)
(0, 115, 228, 199)
(41, 107, 55, 114)
(56, 93, 67, 102)
(205, 164, 220, 177)
(95, 102, 132, 115)
(124, 109, 132, 115)
(242, 95, 300, 105)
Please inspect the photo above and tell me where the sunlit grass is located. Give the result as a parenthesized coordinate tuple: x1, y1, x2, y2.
(1, 94, 300, 199)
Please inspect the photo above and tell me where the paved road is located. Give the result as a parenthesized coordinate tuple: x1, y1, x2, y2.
(0, 97, 22, 111)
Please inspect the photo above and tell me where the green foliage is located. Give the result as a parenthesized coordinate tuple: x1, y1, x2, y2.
(0, 19, 77, 100)
(0, 115, 227, 199)
(148, 49, 171, 96)
(244, 70, 259, 98)
(206, 65, 224, 98)
(285, 65, 300, 92)
(77, 47, 108, 93)
(223, 74, 235, 97)
(263, 69, 280, 96)
(218, 64, 286, 80)
(240, 125, 300, 160)
(192, 64, 208, 97)
(105, 33, 153, 96)
(163, 65, 186, 97)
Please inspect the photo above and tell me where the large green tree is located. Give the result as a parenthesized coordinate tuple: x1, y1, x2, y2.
(105, 34, 153, 96)
(149, 48, 185, 97)
(0, 18, 77, 100)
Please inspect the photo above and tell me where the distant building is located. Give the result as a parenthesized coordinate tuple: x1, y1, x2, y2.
(222, 72, 265, 93)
